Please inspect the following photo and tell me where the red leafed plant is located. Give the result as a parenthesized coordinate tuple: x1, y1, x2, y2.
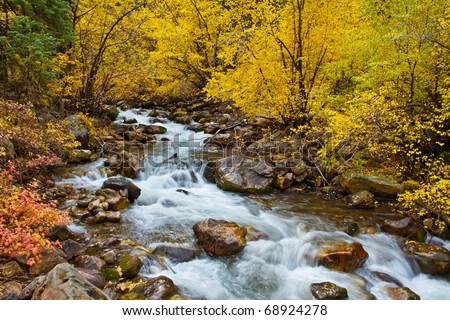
(0, 162, 69, 265)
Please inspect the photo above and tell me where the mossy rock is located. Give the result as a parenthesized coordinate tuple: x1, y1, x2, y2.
(119, 255, 143, 279)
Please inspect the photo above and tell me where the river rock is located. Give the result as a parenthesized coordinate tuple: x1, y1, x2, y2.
(193, 219, 247, 256)
(91, 211, 121, 223)
(123, 117, 138, 124)
(50, 224, 83, 241)
(101, 250, 117, 264)
(100, 104, 119, 120)
(143, 276, 175, 300)
(346, 190, 377, 209)
(215, 155, 276, 193)
(119, 255, 143, 279)
(205, 133, 235, 146)
(381, 217, 426, 241)
(76, 268, 107, 289)
(0, 137, 16, 159)
(387, 287, 420, 300)
(19, 276, 45, 299)
(101, 177, 141, 202)
(153, 245, 200, 263)
(61, 240, 84, 260)
(73, 255, 106, 271)
(29, 249, 67, 276)
(310, 282, 348, 300)
(340, 170, 404, 198)
(68, 149, 92, 163)
(404, 240, 450, 275)
(32, 263, 110, 300)
(96, 188, 130, 211)
(65, 114, 89, 148)
(317, 242, 369, 272)
(142, 124, 167, 135)
(0, 261, 23, 278)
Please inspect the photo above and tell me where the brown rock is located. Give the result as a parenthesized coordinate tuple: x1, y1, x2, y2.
(0, 261, 23, 278)
(73, 255, 106, 271)
(29, 249, 66, 276)
(76, 268, 107, 289)
(404, 240, 450, 275)
(143, 276, 175, 300)
(310, 282, 348, 300)
(317, 242, 369, 272)
(381, 217, 426, 241)
(346, 190, 377, 209)
(193, 219, 247, 256)
(387, 287, 420, 300)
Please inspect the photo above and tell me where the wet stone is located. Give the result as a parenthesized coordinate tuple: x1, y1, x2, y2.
(310, 282, 348, 300)
(316, 242, 369, 273)
(387, 287, 420, 300)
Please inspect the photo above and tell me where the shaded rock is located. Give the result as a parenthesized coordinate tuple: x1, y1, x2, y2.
(404, 240, 450, 275)
(277, 173, 294, 191)
(143, 276, 175, 300)
(205, 133, 235, 146)
(142, 124, 167, 135)
(29, 249, 66, 276)
(310, 282, 348, 300)
(19, 276, 45, 300)
(32, 263, 109, 300)
(76, 268, 107, 289)
(185, 123, 204, 132)
(101, 177, 141, 202)
(345, 222, 360, 236)
(91, 211, 121, 223)
(381, 217, 426, 241)
(0, 137, 16, 159)
(340, 170, 404, 198)
(123, 118, 138, 124)
(148, 109, 159, 117)
(102, 268, 120, 282)
(65, 115, 89, 148)
(346, 190, 377, 209)
(215, 155, 276, 193)
(100, 104, 119, 120)
(73, 255, 106, 271)
(50, 224, 83, 241)
(317, 242, 369, 272)
(372, 272, 403, 287)
(96, 188, 130, 211)
(153, 245, 200, 263)
(1, 281, 22, 299)
(87, 199, 108, 212)
(203, 161, 216, 183)
(68, 149, 92, 163)
(193, 219, 247, 256)
(61, 240, 84, 260)
(245, 226, 269, 241)
(387, 287, 420, 300)
(0, 261, 23, 278)
(119, 255, 143, 279)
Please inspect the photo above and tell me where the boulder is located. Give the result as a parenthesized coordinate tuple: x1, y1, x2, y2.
(193, 219, 247, 256)
(153, 245, 200, 263)
(123, 118, 138, 124)
(0, 137, 16, 159)
(215, 156, 276, 193)
(143, 276, 175, 300)
(50, 224, 83, 241)
(29, 249, 67, 276)
(19, 276, 45, 300)
(101, 104, 119, 120)
(0, 261, 23, 278)
(76, 268, 107, 289)
(404, 240, 450, 275)
(68, 149, 92, 163)
(142, 125, 167, 135)
(101, 177, 141, 202)
(65, 115, 89, 148)
(316, 242, 369, 272)
(61, 240, 84, 260)
(73, 255, 106, 271)
(101, 250, 117, 265)
(346, 190, 377, 209)
(387, 287, 420, 300)
(340, 170, 404, 198)
(381, 217, 426, 241)
(119, 255, 143, 279)
(310, 282, 348, 300)
(32, 263, 109, 300)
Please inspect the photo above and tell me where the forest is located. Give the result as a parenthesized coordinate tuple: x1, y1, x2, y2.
(1, 0, 450, 301)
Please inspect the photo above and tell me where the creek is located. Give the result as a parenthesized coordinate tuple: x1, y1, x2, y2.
(59, 108, 450, 300)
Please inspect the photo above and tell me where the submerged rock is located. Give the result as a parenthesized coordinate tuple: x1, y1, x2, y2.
(193, 219, 247, 256)
(316, 242, 369, 273)
(32, 263, 109, 300)
(101, 177, 141, 202)
(404, 240, 450, 275)
(346, 190, 377, 209)
(153, 245, 200, 263)
(340, 170, 404, 198)
(310, 282, 348, 300)
(215, 155, 276, 193)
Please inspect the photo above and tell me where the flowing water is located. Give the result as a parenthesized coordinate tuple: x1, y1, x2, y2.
(59, 108, 450, 300)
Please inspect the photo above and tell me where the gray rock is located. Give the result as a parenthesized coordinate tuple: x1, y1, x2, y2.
(19, 276, 45, 300)
(215, 156, 276, 193)
(76, 268, 107, 289)
(32, 263, 110, 300)
(73, 255, 106, 271)
(61, 240, 84, 260)
(101, 177, 141, 202)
